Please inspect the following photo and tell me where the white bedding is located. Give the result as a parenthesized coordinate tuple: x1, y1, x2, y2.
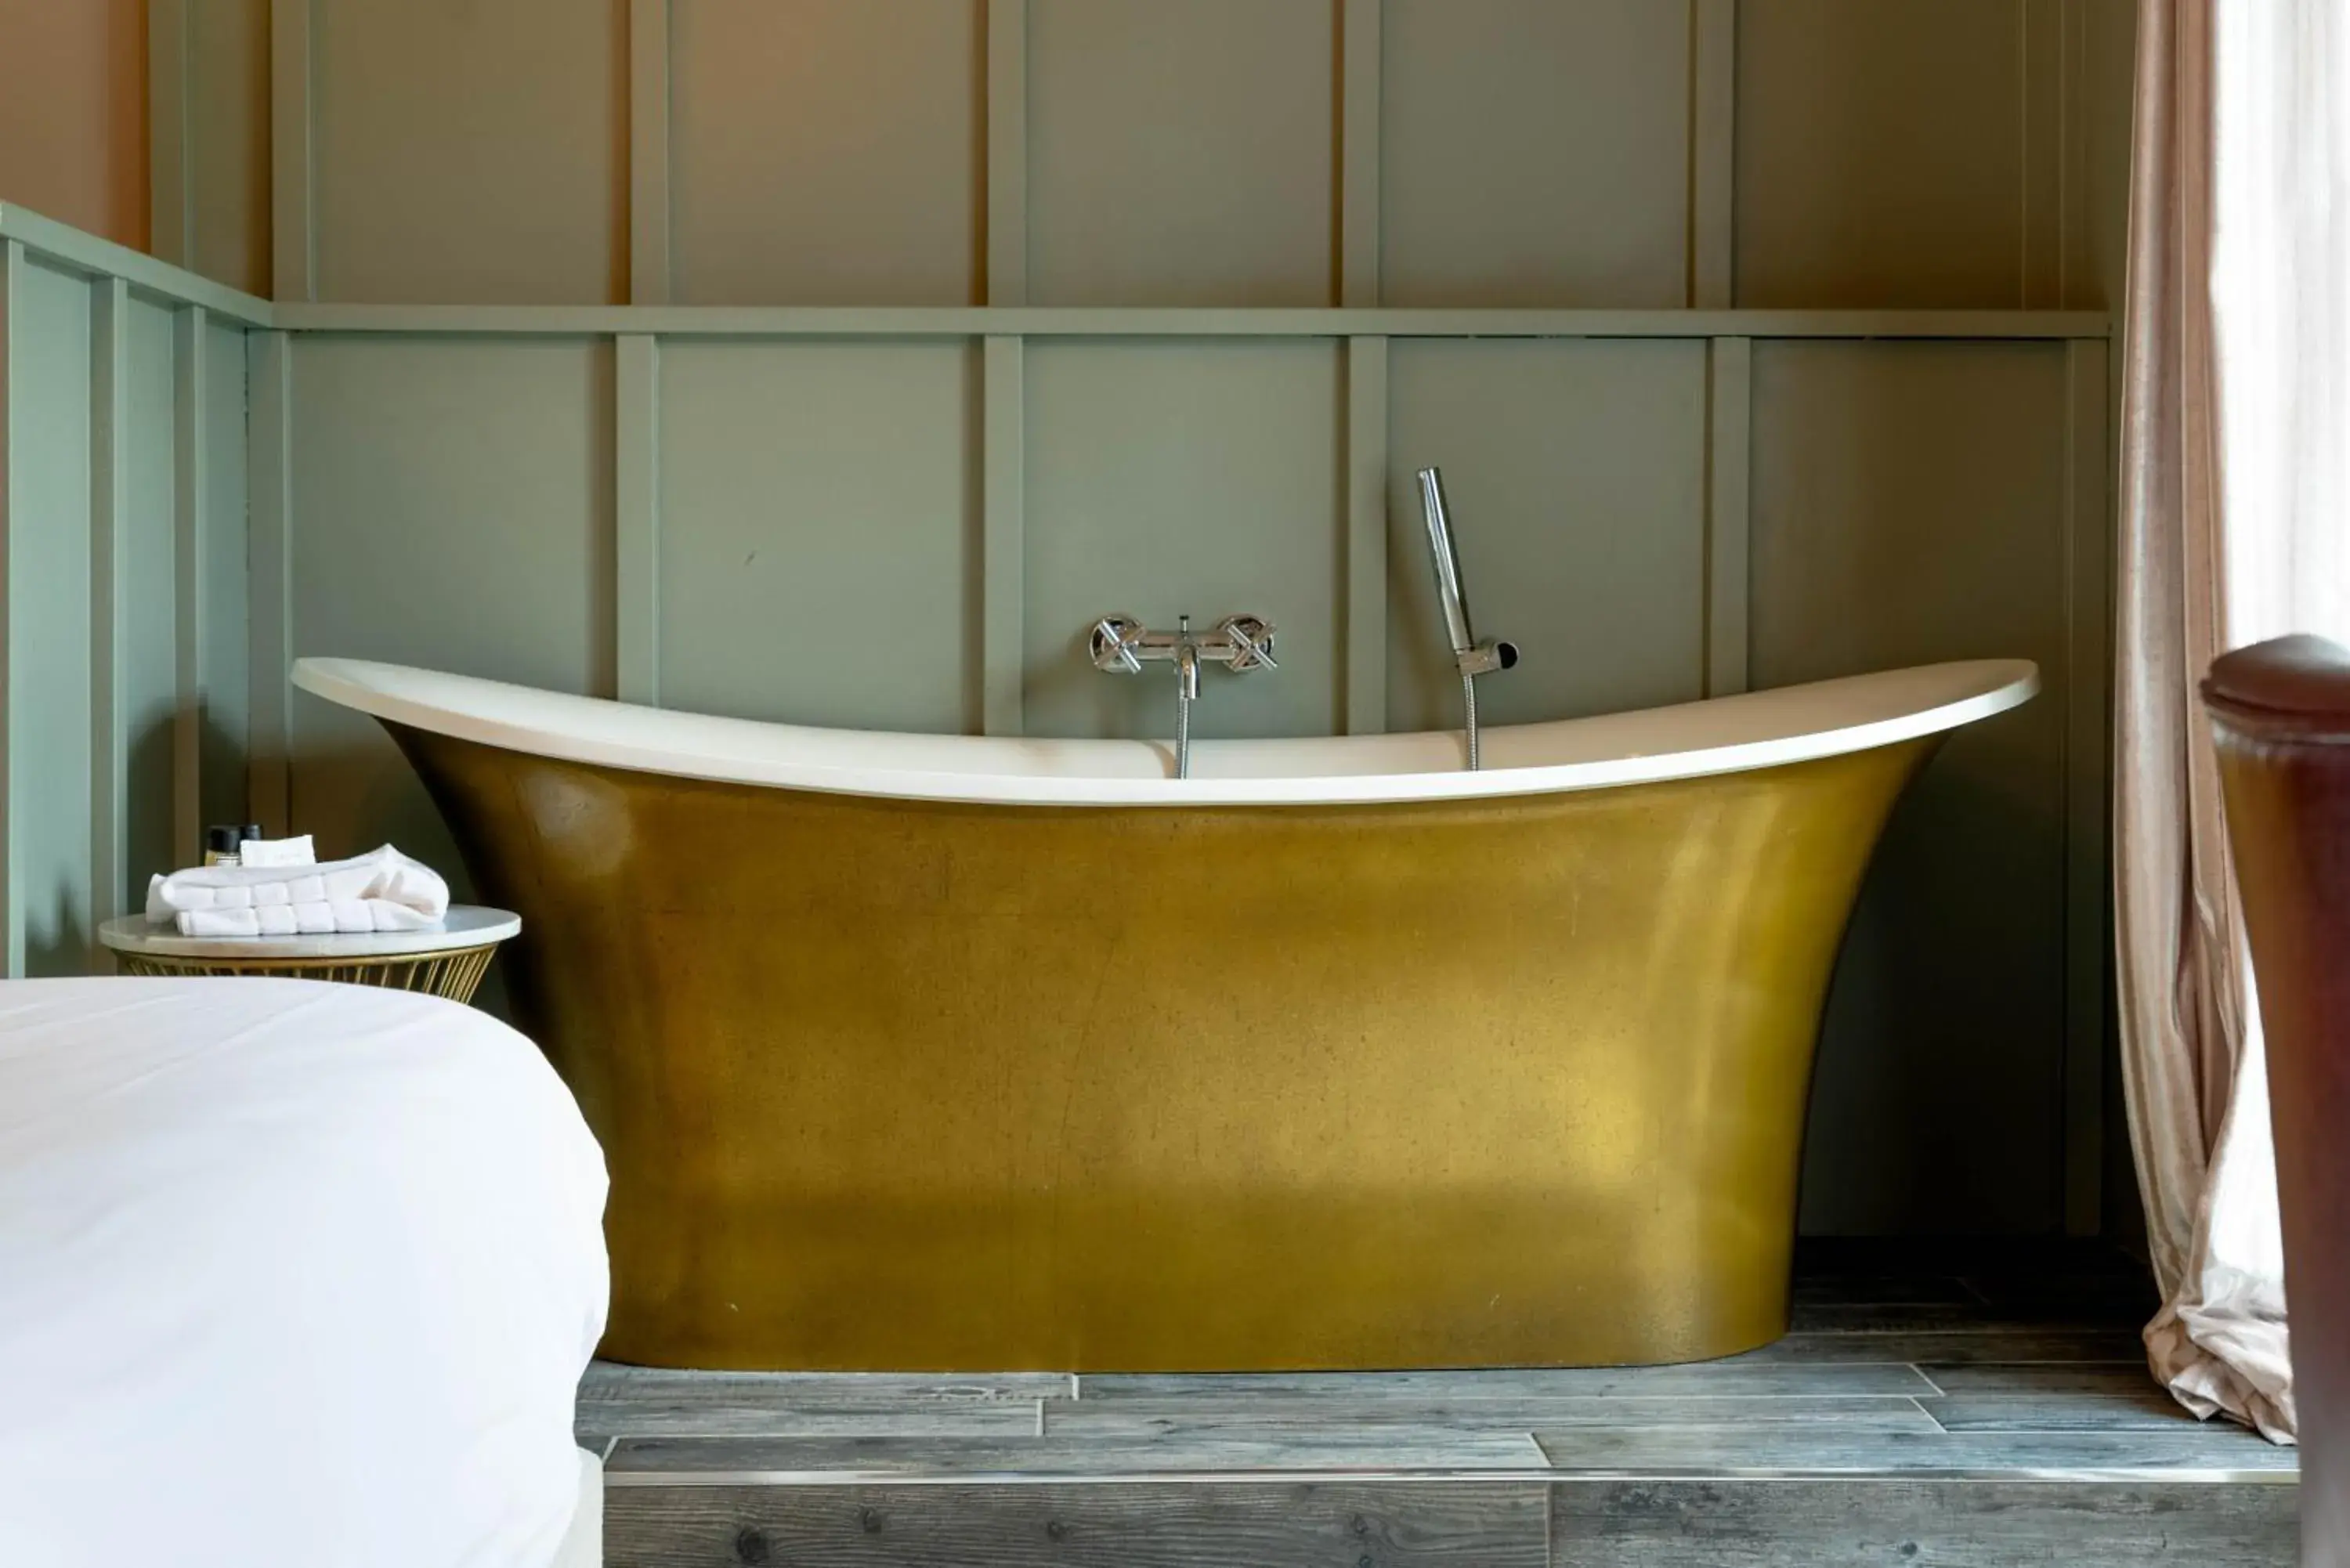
(0, 979, 608, 1568)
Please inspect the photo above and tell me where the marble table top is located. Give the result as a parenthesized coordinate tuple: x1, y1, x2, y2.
(98, 904, 520, 960)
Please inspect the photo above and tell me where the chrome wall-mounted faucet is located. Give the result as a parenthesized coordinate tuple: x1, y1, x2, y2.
(1415, 466, 1517, 770)
(1089, 612, 1278, 779)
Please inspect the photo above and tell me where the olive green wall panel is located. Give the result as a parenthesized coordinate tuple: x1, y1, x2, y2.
(1021, 341, 1343, 739)
(656, 339, 978, 732)
(1751, 340, 2073, 1234)
(287, 336, 616, 866)
(1380, 1, 1691, 307)
(1384, 339, 1708, 732)
(311, 0, 627, 305)
(669, 1, 982, 307)
(1738, 0, 2047, 308)
(117, 300, 181, 915)
(6, 259, 96, 977)
(1025, 0, 1335, 307)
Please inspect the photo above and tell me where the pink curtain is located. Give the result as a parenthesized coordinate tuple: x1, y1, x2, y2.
(2118, 0, 2350, 1444)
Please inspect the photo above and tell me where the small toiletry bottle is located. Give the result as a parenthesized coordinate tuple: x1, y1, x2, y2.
(203, 826, 244, 867)
(241, 822, 263, 856)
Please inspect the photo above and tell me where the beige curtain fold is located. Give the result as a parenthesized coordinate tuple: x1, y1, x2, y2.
(2115, 0, 2283, 1442)
(2117, 0, 2350, 1446)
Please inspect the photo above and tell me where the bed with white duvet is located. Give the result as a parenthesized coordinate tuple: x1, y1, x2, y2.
(0, 978, 609, 1568)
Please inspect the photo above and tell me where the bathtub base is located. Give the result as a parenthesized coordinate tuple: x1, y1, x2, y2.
(395, 724, 1932, 1371)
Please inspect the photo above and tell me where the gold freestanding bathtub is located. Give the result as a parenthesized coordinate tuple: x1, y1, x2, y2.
(294, 656, 2035, 1372)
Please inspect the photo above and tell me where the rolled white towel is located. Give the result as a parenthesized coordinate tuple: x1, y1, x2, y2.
(147, 845, 450, 938)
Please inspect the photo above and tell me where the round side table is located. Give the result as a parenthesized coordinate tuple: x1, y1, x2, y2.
(98, 905, 522, 1005)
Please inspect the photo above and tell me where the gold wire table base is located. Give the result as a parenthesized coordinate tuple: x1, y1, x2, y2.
(111, 944, 501, 1004)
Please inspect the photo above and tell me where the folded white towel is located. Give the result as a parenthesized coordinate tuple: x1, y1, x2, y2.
(146, 844, 450, 939)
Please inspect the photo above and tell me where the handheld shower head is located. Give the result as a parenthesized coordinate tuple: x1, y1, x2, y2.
(1416, 467, 1476, 657)
(1415, 467, 1518, 677)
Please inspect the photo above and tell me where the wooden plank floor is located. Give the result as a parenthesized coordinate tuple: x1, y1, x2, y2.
(587, 1245, 2298, 1566)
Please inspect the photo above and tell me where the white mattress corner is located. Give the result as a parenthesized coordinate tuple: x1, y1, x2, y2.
(0, 977, 609, 1568)
(553, 1447, 603, 1568)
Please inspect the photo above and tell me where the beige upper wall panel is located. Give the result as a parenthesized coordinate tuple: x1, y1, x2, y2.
(313, 0, 627, 304)
(0, 0, 146, 249)
(189, 0, 273, 298)
(1381, 0, 1690, 308)
(1736, 0, 2033, 308)
(1026, 0, 1334, 306)
(671, 0, 982, 305)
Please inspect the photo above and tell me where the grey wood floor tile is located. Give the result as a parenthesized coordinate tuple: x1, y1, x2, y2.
(606, 1481, 1549, 1568)
(580, 1364, 1066, 1404)
(1912, 1361, 2227, 1436)
(1747, 1328, 2149, 1364)
(577, 1395, 1046, 1442)
(606, 1428, 1553, 1479)
(1530, 1425, 2298, 1476)
(1075, 1363, 1941, 1400)
(1920, 1389, 2217, 1433)
(1549, 1479, 2295, 1566)
(1042, 1395, 1943, 1437)
(1914, 1361, 2156, 1395)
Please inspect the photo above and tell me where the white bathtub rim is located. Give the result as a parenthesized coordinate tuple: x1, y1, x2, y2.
(291, 656, 2039, 808)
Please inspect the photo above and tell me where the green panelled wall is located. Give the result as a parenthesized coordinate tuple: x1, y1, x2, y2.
(15, 0, 2146, 1238)
(0, 211, 266, 981)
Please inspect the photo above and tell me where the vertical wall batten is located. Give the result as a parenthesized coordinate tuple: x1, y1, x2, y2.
(89, 280, 129, 941)
(1339, 0, 1383, 308)
(1343, 334, 1389, 732)
(628, 0, 674, 305)
(985, 0, 1029, 305)
(1689, 0, 1737, 308)
(981, 334, 1025, 735)
(616, 334, 661, 704)
(172, 310, 209, 868)
(270, 0, 316, 302)
(1703, 335, 1752, 697)
(0, 242, 20, 975)
(2063, 335, 2112, 1236)
(148, 0, 195, 269)
(245, 331, 293, 838)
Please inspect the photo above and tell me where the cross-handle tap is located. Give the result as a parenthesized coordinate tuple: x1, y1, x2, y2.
(1088, 614, 1279, 678)
(1086, 612, 1278, 780)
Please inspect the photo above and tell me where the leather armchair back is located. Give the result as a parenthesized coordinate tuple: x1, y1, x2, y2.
(2206, 633, 2350, 1552)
